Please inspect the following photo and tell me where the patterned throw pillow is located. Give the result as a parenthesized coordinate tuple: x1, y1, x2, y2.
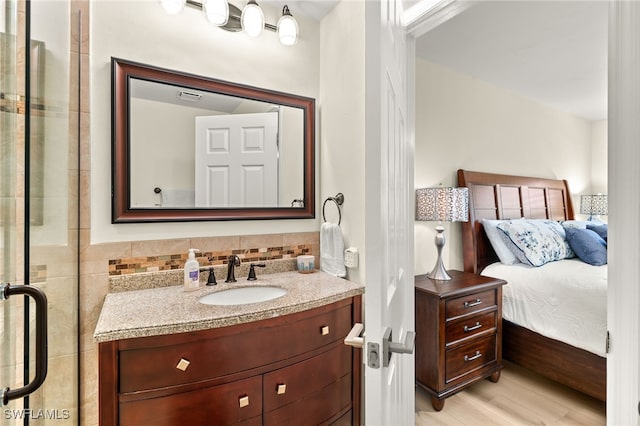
(497, 219, 574, 267)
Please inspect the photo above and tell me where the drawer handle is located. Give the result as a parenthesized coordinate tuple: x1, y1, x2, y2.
(464, 351, 482, 362)
(463, 322, 482, 332)
(176, 358, 190, 371)
(464, 299, 482, 308)
(239, 396, 250, 408)
(277, 384, 287, 395)
(321, 325, 330, 336)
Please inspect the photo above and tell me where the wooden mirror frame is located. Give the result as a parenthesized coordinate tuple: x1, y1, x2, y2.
(111, 57, 315, 223)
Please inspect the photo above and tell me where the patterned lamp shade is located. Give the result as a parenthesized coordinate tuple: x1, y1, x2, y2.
(580, 194, 608, 216)
(415, 187, 469, 222)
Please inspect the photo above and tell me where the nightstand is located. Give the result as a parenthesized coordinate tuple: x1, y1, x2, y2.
(415, 270, 506, 411)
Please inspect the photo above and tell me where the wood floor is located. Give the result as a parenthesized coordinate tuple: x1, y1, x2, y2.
(415, 361, 606, 425)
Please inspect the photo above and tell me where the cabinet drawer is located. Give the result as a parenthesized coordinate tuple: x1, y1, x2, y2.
(445, 311, 496, 346)
(263, 343, 351, 411)
(445, 289, 496, 320)
(119, 303, 353, 393)
(263, 374, 352, 426)
(119, 375, 262, 426)
(445, 334, 496, 383)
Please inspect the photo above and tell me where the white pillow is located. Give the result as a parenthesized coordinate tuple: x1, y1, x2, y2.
(561, 220, 590, 229)
(481, 218, 523, 265)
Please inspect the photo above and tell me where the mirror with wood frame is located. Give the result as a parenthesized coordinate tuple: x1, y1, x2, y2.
(111, 57, 315, 222)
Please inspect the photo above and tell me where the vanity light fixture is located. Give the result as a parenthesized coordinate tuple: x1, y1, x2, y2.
(203, 0, 229, 25)
(159, 0, 186, 15)
(159, 0, 299, 45)
(241, 0, 265, 37)
(277, 5, 298, 45)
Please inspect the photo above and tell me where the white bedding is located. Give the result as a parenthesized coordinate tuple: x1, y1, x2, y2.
(482, 259, 607, 357)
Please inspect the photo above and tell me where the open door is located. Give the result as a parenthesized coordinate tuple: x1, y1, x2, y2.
(363, 0, 415, 423)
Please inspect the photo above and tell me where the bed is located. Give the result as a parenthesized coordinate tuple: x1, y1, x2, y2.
(457, 169, 606, 401)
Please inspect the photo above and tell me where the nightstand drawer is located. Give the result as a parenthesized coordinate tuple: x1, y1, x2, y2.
(445, 311, 496, 346)
(446, 289, 496, 320)
(445, 334, 496, 383)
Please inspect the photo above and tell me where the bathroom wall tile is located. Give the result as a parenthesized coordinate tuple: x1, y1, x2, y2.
(80, 272, 109, 353)
(79, 112, 91, 172)
(79, 171, 91, 229)
(70, 1, 90, 56)
(190, 235, 240, 253)
(31, 239, 78, 280)
(80, 349, 98, 426)
(40, 354, 79, 424)
(283, 231, 319, 246)
(40, 276, 78, 358)
(239, 234, 284, 251)
(68, 51, 80, 114)
(131, 238, 191, 257)
(81, 232, 130, 276)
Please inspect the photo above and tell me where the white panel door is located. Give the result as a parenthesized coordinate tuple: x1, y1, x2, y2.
(195, 112, 279, 207)
(364, 0, 415, 424)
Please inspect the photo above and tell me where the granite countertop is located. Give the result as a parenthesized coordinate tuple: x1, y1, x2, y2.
(94, 270, 364, 343)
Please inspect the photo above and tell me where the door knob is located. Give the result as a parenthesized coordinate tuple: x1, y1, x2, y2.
(382, 327, 415, 367)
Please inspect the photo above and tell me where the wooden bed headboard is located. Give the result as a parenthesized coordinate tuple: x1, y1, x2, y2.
(457, 169, 575, 274)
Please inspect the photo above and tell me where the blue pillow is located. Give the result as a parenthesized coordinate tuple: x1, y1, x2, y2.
(565, 228, 607, 266)
(586, 223, 608, 242)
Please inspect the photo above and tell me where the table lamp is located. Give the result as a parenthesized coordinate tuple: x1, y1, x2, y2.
(416, 187, 469, 280)
(580, 194, 607, 221)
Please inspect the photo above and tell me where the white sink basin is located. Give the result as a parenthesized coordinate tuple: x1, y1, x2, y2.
(199, 286, 287, 306)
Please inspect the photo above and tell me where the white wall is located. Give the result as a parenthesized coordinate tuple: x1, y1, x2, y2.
(414, 59, 596, 275)
(319, 1, 366, 284)
(591, 119, 608, 194)
(90, 1, 320, 243)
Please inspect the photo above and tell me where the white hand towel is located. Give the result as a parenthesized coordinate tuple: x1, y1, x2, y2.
(320, 222, 347, 278)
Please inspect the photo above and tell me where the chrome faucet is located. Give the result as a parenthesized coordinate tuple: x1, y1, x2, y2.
(225, 255, 241, 283)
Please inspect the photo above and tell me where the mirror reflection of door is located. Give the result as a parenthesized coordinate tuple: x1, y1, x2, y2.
(195, 112, 279, 208)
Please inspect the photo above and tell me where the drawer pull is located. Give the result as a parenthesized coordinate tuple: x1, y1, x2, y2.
(463, 322, 482, 332)
(321, 325, 330, 336)
(464, 299, 482, 308)
(175, 358, 190, 371)
(277, 384, 287, 395)
(239, 396, 250, 408)
(464, 351, 482, 362)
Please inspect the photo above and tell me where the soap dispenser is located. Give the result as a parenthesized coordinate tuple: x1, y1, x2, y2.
(183, 248, 201, 292)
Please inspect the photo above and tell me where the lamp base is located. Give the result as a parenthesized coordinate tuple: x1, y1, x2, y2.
(427, 262, 452, 281)
(426, 225, 452, 281)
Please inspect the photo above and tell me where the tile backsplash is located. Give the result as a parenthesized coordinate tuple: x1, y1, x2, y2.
(108, 241, 317, 276)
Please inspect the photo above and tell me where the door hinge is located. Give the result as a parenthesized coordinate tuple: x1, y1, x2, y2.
(606, 331, 611, 353)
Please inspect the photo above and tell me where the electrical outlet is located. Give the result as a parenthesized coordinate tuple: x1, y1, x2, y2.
(344, 247, 359, 268)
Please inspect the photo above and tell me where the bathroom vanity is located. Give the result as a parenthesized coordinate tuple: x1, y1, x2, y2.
(95, 271, 364, 426)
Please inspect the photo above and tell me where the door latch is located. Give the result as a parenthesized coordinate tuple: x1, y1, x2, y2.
(367, 342, 381, 369)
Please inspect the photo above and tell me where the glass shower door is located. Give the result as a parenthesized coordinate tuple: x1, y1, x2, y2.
(1, 0, 79, 423)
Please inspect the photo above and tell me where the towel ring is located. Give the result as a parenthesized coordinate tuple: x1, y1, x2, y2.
(323, 193, 344, 225)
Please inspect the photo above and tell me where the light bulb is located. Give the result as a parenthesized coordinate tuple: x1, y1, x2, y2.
(159, 0, 186, 15)
(241, 0, 265, 37)
(277, 6, 298, 45)
(204, 0, 229, 26)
